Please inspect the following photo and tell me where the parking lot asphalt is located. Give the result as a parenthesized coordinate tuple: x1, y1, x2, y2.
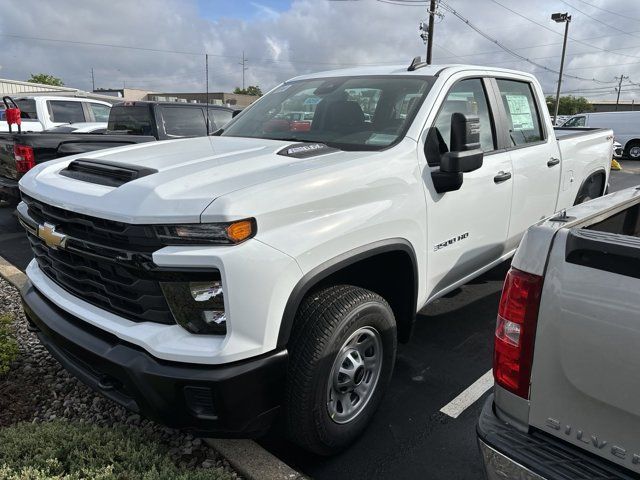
(0, 161, 637, 480)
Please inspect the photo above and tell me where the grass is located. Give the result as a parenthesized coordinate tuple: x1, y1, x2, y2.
(0, 314, 18, 376)
(0, 420, 234, 480)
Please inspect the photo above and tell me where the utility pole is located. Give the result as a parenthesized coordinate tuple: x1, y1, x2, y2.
(551, 12, 571, 125)
(205, 53, 210, 134)
(91, 68, 95, 91)
(419, 0, 438, 64)
(239, 51, 248, 90)
(615, 74, 629, 111)
(426, 0, 436, 64)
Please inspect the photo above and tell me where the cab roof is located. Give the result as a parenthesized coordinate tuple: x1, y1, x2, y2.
(287, 63, 537, 82)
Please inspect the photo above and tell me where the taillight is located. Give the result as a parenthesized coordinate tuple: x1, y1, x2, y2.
(493, 267, 544, 399)
(14, 144, 35, 173)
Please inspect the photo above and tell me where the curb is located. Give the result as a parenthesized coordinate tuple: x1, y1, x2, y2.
(0, 255, 27, 290)
(0, 254, 308, 480)
(206, 439, 308, 480)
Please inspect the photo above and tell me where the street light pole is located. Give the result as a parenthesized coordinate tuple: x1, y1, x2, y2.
(551, 12, 571, 125)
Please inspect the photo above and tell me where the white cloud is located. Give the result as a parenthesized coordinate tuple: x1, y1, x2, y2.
(0, 0, 638, 101)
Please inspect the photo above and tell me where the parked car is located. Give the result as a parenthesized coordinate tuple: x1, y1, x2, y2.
(478, 185, 640, 478)
(613, 140, 624, 159)
(44, 123, 107, 134)
(16, 62, 612, 455)
(563, 111, 640, 159)
(0, 101, 236, 202)
(0, 96, 112, 132)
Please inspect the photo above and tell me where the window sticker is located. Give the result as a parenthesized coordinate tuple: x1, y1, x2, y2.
(505, 94, 534, 131)
(303, 96, 322, 105)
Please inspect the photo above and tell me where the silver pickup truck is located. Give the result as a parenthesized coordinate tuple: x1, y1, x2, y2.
(478, 185, 640, 479)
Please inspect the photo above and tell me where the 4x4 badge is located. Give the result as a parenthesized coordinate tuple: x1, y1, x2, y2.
(38, 223, 67, 250)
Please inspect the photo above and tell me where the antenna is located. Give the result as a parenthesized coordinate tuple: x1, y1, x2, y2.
(408, 56, 425, 72)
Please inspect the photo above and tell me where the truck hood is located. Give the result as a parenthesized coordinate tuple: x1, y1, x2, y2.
(19, 136, 350, 223)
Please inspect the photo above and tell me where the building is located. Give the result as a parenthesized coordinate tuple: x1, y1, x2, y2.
(0, 78, 120, 103)
(93, 88, 258, 108)
(93, 88, 152, 102)
(589, 100, 637, 112)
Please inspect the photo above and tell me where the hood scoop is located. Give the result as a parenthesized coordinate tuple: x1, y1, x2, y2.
(59, 159, 158, 187)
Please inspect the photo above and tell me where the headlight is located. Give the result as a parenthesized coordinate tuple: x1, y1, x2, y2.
(154, 218, 256, 245)
(160, 279, 226, 335)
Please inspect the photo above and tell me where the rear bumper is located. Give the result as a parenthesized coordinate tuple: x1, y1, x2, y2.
(21, 280, 288, 437)
(0, 176, 19, 202)
(477, 395, 637, 479)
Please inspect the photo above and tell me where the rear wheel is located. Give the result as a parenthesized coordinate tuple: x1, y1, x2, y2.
(285, 285, 397, 455)
(626, 141, 640, 160)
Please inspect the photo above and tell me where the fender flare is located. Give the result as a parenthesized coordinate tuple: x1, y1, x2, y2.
(276, 238, 419, 348)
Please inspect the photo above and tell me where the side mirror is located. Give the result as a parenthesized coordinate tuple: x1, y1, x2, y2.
(431, 113, 484, 193)
(232, 109, 242, 118)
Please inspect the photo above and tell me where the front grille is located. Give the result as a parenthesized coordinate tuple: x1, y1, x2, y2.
(22, 195, 175, 325)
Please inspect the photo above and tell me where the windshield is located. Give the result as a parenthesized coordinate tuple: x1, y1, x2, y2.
(221, 75, 434, 150)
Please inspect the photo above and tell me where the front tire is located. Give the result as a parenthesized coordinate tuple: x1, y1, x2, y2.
(285, 285, 397, 455)
(626, 141, 640, 160)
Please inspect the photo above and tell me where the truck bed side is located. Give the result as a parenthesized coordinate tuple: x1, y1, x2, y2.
(554, 127, 613, 208)
(0, 132, 156, 181)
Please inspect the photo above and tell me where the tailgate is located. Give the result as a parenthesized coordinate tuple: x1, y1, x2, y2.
(528, 207, 640, 472)
(0, 134, 18, 180)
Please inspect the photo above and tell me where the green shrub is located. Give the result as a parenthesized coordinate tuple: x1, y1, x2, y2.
(0, 421, 233, 480)
(0, 314, 18, 376)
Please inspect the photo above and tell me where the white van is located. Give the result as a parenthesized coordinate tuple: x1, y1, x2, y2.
(563, 111, 640, 159)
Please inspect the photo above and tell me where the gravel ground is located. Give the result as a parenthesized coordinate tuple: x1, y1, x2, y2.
(0, 276, 241, 477)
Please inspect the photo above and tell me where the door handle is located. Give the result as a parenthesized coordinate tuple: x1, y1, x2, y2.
(494, 171, 512, 183)
(547, 157, 560, 167)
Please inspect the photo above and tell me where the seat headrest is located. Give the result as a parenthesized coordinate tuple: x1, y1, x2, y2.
(316, 100, 365, 133)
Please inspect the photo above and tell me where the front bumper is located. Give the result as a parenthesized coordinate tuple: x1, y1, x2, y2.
(21, 279, 288, 437)
(477, 395, 636, 479)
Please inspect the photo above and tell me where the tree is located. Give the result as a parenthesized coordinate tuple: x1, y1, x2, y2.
(26, 73, 64, 87)
(234, 85, 262, 96)
(545, 95, 593, 116)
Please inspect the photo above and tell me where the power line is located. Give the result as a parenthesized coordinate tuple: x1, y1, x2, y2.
(558, 0, 640, 38)
(488, 0, 640, 61)
(437, 1, 610, 84)
(0, 32, 404, 69)
(573, 0, 640, 23)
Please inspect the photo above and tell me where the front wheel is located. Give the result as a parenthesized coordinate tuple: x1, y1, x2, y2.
(285, 285, 397, 455)
(626, 141, 640, 160)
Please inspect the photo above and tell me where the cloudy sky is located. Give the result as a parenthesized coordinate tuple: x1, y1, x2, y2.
(0, 0, 639, 101)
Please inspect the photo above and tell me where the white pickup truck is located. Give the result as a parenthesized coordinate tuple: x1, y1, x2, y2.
(478, 185, 640, 478)
(16, 61, 612, 454)
(0, 96, 112, 132)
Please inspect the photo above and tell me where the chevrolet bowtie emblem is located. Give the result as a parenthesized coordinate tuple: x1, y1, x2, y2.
(38, 223, 68, 250)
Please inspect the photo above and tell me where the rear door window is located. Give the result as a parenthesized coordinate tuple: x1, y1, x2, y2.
(495, 79, 544, 146)
(89, 103, 111, 122)
(48, 100, 86, 123)
(107, 105, 154, 135)
(161, 106, 207, 137)
(6, 99, 38, 120)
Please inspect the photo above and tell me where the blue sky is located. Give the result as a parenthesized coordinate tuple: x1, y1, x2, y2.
(197, 0, 292, 21)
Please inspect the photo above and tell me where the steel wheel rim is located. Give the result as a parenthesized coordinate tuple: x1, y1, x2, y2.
(630, 146, 640, 158)
(327, 326, 383, 424)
